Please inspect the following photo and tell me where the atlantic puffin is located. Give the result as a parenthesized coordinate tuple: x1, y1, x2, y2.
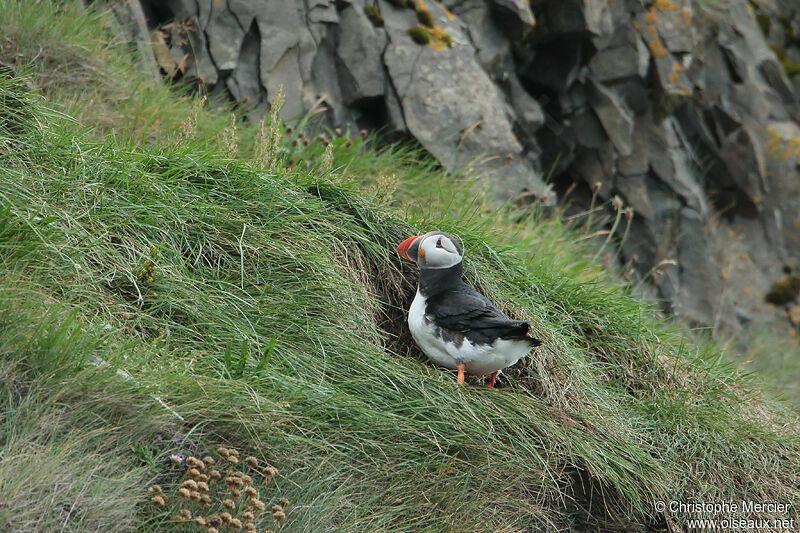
(396, 231, 541, 387)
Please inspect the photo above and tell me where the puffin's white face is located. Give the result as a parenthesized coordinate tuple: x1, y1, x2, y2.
(396, 231, 463, 269)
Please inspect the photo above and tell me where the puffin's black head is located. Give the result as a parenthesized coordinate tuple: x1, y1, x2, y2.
(396, 231, 463, 269)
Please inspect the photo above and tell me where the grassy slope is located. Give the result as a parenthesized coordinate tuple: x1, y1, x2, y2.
(1, 2, 799, 531)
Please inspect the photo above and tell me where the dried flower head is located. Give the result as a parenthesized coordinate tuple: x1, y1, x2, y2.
(223, 499, 236, 510)
(272, 505, 283, 513)
(201, 494, 212, 505)
(230, 518, 243, 530)
(190, 490, 202, 502)
(360, 129, 368, 137)
(242, 511, 255, 521)
(244, 487, 258, 498)
(148, 485, 163, 495)
(220, 512, 233, 523)
(612, 195, 624, 209)
(244, 524, 256, 533)
(210, 469, 222, 480)
(197, 473, 209, 483)
(245, 456, 258, 468)
(182, 479, 198, 490)
(178, 487, 192, 499)
(217, 447, 230, 456)
(194, 517, 208, 527)
(231, 488, 242, 498)
(624, 206, 635, 220)
(592, 182, 602, 194)
(228, 455, 240, 465)
(279, 498, 290, 509)
(151, 495, 166, 506)
(250, 499, 266, 512)
(208, 529, 219, 533)
(272, 510, 286, 523)
(188, 468, 202, 478)
(178, 508, 192, 520)
(241, 474, 253, 485)
(197, 481, 209, 492)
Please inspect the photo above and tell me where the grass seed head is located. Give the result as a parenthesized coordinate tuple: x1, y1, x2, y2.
(151, 495, 166, 506)
(210, 469, 222, 480)
(202, 456, 215, 466)
(223, 499, 236, 510)
(245, 456, 258, 468)
(148, 485, 163, 494)
(231, 488, 242, 498)
(178, 509, 192, 520)
(220, 512, 233, 522)
(188, 467, 202, 478)
(190, 490, 202, 502)
(217, 447, 229, 456)
(182, 479, 198, 490)
(178, 487, 191, 499)
(230, 518, 243, 529)
(244, 487, 258, 498)
(201, 493, 212, 505)
(194, 516, 208, 527)
(197, 481, 209, 492)
(272, 510, 286, 522)
(271, 505, 283, 513)
(242, 511, 254, 521)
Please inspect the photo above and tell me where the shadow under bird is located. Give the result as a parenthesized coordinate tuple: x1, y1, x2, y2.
(396, 231, 542, 387)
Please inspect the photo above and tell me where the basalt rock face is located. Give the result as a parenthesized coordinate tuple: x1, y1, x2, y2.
(111, 0, 800, 332)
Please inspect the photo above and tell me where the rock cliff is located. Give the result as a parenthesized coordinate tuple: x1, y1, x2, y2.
(108, 0, 800, 331)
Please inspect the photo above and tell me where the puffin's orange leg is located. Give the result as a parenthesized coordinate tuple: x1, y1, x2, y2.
(487, 371, 498, 388)
(456, 363, 465, 385)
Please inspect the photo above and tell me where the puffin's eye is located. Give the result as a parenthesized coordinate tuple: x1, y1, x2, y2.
(435, 238, 443, 248)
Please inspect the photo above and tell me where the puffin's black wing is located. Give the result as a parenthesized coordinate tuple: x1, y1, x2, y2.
(425, 285, 542, 346)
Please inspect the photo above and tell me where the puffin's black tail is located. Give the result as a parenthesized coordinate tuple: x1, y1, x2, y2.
(499, 321, 542, 347)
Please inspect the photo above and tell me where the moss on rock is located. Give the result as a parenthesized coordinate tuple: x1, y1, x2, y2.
(765, 274, 800, 305)
(407, 25, 431, 45)
(364, 5, 384, 27)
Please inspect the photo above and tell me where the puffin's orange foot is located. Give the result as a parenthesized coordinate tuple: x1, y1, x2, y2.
(486, 371, 498, 388)
(456, 363, 465, 385)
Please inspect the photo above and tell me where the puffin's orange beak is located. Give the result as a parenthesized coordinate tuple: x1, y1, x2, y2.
(396, 235, 420, 261)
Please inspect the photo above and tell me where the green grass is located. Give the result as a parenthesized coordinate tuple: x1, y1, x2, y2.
(1, 2, 799, 531)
